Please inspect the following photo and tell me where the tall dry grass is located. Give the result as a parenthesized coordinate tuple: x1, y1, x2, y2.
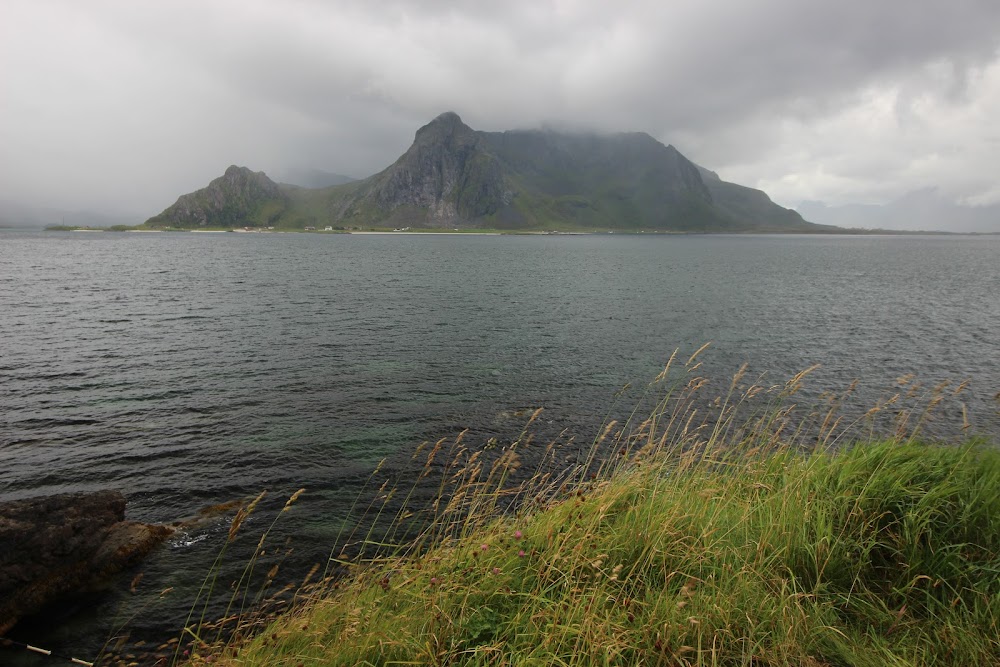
(162, 350, 997, 666)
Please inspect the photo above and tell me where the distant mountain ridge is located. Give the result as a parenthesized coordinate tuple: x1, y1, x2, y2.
(797, 190, 1000, 233)
(0, 199, 137, 228)
(147, 112, 832, 232)
(275, 168, 356, 189)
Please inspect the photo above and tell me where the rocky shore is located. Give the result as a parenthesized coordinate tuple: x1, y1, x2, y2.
(0, 491, 172, 635)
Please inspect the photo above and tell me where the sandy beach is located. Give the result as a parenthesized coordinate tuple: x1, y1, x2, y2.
(349, 231, 502, 235)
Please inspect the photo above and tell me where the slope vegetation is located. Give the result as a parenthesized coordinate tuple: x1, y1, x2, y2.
(171, 361, 998, 667)
(213, 440, 998, 666)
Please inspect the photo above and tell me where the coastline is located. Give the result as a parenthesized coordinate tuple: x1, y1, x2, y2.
(41, 226, 1000, 236)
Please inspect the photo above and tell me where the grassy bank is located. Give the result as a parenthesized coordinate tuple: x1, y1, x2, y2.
(181, 359, 999, 666)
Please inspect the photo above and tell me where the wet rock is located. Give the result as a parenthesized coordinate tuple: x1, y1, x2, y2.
(0, 491, 173, 634)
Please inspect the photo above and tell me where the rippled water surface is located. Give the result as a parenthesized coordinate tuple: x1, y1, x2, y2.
(1, 230, 998, 663)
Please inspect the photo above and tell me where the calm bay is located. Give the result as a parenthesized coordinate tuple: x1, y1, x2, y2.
(1, 230, 998, 662)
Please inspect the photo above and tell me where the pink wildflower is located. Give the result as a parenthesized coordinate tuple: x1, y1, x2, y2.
(513, 530, 523, 539)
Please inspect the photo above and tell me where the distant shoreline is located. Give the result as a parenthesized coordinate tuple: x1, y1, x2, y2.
(350, 231, 503, 235)
(28, 226, 1000, 236)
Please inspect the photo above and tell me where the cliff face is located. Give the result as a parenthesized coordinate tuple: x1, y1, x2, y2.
(147, 166, 287, 228)
(338, 112, 511, 226)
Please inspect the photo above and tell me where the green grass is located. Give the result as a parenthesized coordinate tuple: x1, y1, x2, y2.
(179, 359, 1000, 666)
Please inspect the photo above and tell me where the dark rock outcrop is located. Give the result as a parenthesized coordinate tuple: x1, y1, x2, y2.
(0, 491, 172, 634)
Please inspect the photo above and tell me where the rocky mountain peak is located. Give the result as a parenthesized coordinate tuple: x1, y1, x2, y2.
(420, 110, 465, 131)
(146, 165, 286, 227)
(220, 165, 282, 195)
(355, 112, 507, 225)
(412, 111, 478, 148)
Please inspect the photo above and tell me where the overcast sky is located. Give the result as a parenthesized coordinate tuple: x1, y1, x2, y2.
(2, 0, 999, 220)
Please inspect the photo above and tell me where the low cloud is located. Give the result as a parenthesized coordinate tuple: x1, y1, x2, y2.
(2, 0, 999, 223)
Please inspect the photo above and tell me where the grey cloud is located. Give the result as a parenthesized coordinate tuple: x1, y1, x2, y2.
(1, 0, 999, 225)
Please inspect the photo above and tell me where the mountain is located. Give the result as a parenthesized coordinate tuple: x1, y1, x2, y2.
(275, 167, 356, 189)
(147, 113, 831, 232)
(797, 190, 1000, 233)
(146, 166, 288, 228)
